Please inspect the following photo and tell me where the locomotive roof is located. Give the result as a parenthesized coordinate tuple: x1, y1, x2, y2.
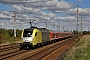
(24, 26, 37, 30)
(24, 28, 34, 32)
(24, 27, 49, 32)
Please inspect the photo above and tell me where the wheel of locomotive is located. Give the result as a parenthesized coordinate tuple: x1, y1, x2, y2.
(24, 45, 29, 50)
(41, 42, 44, 46)
(44, 42, 46, 45)
(45, 41, 47, 45)
(43, 42, 46, 45)
(37, 43, 41, 47)
(47, 41, 50, 44)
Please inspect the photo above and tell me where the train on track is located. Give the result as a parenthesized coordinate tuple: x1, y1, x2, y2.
(20, 26, 73, 49)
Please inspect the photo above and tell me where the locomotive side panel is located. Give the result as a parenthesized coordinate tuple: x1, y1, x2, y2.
(32, 29, 42, 45)
(41, 30, 50, 42)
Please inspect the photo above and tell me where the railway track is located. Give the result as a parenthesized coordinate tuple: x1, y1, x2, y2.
(0, 43, 20, 49)
(0, 50, 27, 60)
(24, 36, 76, 60)
(0, 36, 77, 60)
(0, 43, 20, 56)
(42, 36, 77, 60)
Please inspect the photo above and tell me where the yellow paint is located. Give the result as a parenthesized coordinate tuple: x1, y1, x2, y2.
(21, 28, 43, 46)
(32, 28, 42, 46)
(21, 29, 24, 38)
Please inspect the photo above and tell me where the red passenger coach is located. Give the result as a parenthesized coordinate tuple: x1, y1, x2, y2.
(50, 31, 73, 40)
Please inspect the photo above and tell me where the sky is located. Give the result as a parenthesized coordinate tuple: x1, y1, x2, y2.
(0, 0, 90, 31)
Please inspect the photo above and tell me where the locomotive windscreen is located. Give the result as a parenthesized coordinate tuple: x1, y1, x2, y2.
(23, 29, 33, 37)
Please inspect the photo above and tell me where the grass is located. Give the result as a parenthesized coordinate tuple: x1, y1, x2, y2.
(0, 37, 22, 45)
(64, 35, 90, 60)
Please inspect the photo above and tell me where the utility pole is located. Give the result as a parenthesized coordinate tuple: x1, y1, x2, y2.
(88, 27, 89, 31)
(52, 22, 55, 30)
(63, 26, 64, 32)
(46, 22, 47, 29)
(81, 13, 82, 34)
(57, 25, 58, 31)
(40, 22, 48, 29)
(58, 21, 60, 31)
(80, 13, 83, 35)
(10, 11, 16, 40)
(41, 21, 55, 29)
(76, 5, 79, 35)
(71, 26, 72, 32)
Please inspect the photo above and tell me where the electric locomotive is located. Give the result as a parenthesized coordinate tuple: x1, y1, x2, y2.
(20, 26, 50, 49)
(20, 26, 73, 49)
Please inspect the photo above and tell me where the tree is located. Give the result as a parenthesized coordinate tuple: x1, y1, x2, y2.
(73, 30, 78, 34)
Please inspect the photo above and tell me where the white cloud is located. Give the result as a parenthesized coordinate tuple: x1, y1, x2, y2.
(0, 0, 71, 13)
(0, 0, 52, 4)
(12, 5, 41, 14)
(0, 23, 4, 25)
(55, 16, 76, 21)
(0, 13, 12, 20)
(0, 0, 90, 31)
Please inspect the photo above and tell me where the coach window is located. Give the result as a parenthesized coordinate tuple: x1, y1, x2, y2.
(53, 33, 55, 36)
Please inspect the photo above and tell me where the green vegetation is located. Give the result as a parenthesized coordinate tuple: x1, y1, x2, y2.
(83, 31, 90, 35)
(73, 30, 90, 35)
(0, 28, 22, 44)
(64, 35, 90, 60)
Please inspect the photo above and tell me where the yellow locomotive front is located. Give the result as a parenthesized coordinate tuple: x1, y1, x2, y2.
(21, 27, 42, 49)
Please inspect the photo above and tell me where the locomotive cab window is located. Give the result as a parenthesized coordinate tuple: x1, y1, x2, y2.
(23, 30, 33, 37)
(35, 32, 37, 36)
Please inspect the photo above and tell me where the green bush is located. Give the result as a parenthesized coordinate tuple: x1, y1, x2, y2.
(64, 35, 90, 60)
(0, 28, 22, 44)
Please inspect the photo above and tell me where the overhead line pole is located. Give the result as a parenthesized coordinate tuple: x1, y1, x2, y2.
(45, 22, 47, 29)
(40, 21, 51, 29)
(81, 13, 82, 34)
(88, 27, 89, 31)
(41, 22, 48, 29)
(40, 21, 55, 29)
(10, 11, 16, 40)
(81, 13, 83, 35)
(80, 12, 84, 35)
(63, 26, 64, 32)
(77, 5, 79, 35)
(58, 21, 60, 31)
(14, 11, 16, 39)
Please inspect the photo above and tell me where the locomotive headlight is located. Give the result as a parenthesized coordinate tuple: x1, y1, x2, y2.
(30, 37, 34, 41)
(23, 37, 34, 42)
